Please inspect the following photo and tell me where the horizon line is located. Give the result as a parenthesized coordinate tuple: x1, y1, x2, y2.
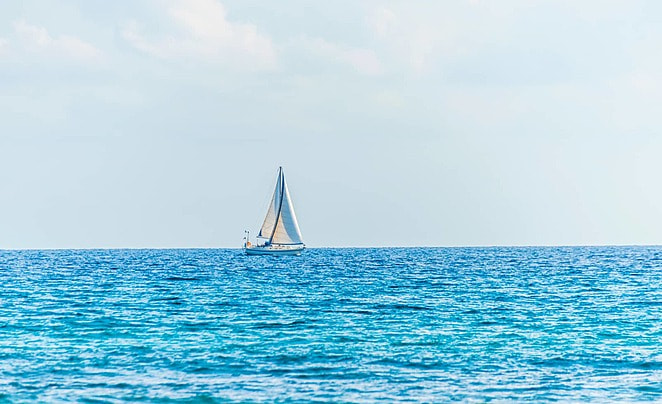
(1, 243, 661, 251)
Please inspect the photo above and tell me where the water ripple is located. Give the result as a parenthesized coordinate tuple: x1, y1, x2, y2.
(0, 247, 660, 401)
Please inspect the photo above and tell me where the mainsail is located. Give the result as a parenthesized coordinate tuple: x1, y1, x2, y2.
(257, 167, 304, 245)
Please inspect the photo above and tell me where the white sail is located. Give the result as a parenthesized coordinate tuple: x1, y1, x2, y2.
(256, 167, 304, 245)
(271, 176, 304, 245)
(245, 167, 305, 255)
(257, 170, 282, 239)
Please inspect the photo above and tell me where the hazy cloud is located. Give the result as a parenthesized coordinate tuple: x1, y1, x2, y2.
(365, 6, 454, 75)
(297, 37, 383, 76)
(13, 20, 103, 62)
(122, 0, 276, 70)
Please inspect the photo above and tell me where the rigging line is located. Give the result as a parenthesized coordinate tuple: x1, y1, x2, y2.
(257, 169, 276, 238)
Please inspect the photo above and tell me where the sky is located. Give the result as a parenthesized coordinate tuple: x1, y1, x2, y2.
(1, 0, 661, 248)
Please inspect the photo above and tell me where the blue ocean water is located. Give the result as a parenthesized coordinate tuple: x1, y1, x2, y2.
(0, 247, 660, 402)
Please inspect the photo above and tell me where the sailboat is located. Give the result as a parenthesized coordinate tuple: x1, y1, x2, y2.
(244, 167, 305, 256)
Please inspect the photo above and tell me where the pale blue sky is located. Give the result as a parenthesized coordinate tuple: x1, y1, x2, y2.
(1, 0, 661, 248)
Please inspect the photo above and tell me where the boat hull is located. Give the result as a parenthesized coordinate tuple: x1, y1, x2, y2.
(244, 245, 305, 256)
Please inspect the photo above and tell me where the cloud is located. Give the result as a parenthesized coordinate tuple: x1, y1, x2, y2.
(122, 0, 276, 70)
(365, 2, 641, 84)
(366, 6, 452, 75)
(13, 20, 103, 62)
(367, 8, 398, 39)
(297, 37, 383, 76)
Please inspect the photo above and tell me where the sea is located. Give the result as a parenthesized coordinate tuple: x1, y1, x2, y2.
(0, 247, 660, 402)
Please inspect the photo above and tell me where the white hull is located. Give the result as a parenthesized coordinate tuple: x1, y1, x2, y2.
(244, 245, 305, 256)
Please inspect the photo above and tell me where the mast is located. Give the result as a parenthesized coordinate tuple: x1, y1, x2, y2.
(268, 167, 285, 244)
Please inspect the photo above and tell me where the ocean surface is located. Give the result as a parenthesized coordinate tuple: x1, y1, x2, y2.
(0, 247, 661, 402)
